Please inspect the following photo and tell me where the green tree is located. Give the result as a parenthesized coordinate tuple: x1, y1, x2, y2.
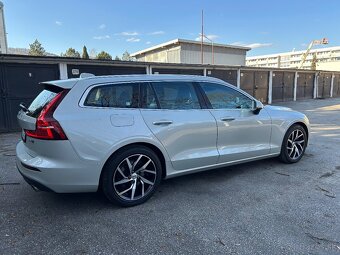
(29, 39, 46, 56)
(62, 48, 81, 58)
(82, 45, 89, 59)
(96, 51, 112, 60)
(311, 53, 317, 70)
(114, 55, 120, 61)
(122, 50, 133, 61)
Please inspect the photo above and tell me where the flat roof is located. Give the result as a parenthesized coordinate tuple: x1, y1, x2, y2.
(131, 38, 251, 57)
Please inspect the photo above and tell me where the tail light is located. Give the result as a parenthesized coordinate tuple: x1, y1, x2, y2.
(25, 90, 69, 140)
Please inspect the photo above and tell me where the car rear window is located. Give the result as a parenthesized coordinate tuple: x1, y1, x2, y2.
(27, 89, 58, 118)
(84, 83, 139, 108)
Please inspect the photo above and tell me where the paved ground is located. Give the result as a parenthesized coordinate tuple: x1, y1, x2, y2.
(1, 98, 340, 255)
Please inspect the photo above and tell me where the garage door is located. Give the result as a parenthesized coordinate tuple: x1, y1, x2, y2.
(152, 68, 203, 76)
(332, 74, 340, 97)
(272, 72, 294, 102)
(317, 73, 331, 98)
(240, 71, 268, 103)
(207, 69, 237, 86)
(67, 64, 146, 78)
(296, 73, 314, 100)
(0, 63, 60, 132)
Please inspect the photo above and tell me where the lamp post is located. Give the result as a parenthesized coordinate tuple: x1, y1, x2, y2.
(199, 33, 214, 65)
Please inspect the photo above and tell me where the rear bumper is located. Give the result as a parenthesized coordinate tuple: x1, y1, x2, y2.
(16, 141, 100, 193)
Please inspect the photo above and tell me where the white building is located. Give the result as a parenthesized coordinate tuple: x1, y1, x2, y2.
(0, 1, 7, 54)
(131, 39, 250, 66)
(246, 46, 340, 71)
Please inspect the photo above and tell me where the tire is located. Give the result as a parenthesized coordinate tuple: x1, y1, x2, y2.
(102, 145, 162, 207)
(279, 124, 307, 164)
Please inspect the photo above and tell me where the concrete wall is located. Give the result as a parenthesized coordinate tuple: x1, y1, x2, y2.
(0, 2, 8, 54)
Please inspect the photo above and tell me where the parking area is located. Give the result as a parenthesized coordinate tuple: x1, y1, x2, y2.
(1, 98, 340, 254)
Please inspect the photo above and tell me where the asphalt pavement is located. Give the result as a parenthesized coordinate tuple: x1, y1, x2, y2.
(1, 98, 340, 255)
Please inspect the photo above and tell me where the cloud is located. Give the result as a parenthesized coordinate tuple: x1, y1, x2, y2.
(93, 35, 110, 40)
(126, 37, 141, 42)
(117, 31, 139, 36)
(99, 24, 106, 30)
(146, 41, 151, 45)
(195, 34, 219, 41)
(55, 21, 62, 26)
(231, 42, 272, 49)
(243, 43, 272, 48)
(149, 31, 165, 35)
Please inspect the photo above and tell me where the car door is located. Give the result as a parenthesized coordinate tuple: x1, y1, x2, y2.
(140, 81, 219, 171)
(198, 82, 272, 163)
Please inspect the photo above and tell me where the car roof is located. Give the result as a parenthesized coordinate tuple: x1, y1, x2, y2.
(42, 74, 226, 89)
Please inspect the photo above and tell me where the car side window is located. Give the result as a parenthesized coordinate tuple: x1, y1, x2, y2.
(200, 82, 253, 109)
(84, 83, 139, 108)
(143, 83, 159, 109)
(151, 82, 201, 110)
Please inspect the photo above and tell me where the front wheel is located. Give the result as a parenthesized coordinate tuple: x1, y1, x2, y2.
(279, 124, 307, 164)
(102, 146, 162, 206)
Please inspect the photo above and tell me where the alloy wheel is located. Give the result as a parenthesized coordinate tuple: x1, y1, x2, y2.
(286, 129, 305, 160)
(113, 154, 157, 201)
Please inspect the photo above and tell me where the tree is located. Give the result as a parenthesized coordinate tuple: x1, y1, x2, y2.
(311, 53, 317, 70)
(96, 51, 112, 60)
(122, 50, 133, 61)
(62, 48, 81, 58)
(82, 46, 89, 59)
(114, 55, 121, 61)
(29, 39, 46, 56)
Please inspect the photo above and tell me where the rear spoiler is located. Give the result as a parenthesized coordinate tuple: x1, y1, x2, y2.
(39, 79, 79, 90)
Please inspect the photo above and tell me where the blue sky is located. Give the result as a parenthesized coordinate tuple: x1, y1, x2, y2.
(2, 0, 340, 57)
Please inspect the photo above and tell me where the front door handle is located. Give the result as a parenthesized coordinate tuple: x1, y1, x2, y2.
(220, 117, 235, 122)
(153, 120, 173, 125)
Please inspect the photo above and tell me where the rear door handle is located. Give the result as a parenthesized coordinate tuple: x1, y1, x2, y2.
(153, 120, 173, 125)
(220, 117, 235, 122)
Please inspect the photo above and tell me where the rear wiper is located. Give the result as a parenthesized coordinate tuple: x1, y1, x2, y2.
(19, 102, 30, 113)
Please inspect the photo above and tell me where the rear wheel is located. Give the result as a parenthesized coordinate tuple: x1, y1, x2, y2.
(102, 146, 162, 206)
(279, 124, 307, 163)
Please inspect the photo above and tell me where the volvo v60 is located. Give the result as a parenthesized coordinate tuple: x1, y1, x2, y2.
(16, 74, 310, 206)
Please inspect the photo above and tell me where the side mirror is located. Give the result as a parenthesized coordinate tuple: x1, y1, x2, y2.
(253, 100, 264, 114)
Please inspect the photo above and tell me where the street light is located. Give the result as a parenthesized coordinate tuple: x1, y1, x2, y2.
(199, 33, 214, 65)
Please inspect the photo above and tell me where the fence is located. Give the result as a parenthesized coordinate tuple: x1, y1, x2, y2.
(0, 54, 339, 132)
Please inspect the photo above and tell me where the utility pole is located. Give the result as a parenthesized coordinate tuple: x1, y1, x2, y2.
(201, 9, 204, 65)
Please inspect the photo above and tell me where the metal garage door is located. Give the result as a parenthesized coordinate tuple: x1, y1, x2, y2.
(206, 69, 237, 86)
(272, 72, 294, 102)
(333, 74, 340, 97)
(152, 68, 203, 76)
(240, 71, 268, 103)
(67, 64, 146, 78)
(0, 94, 6, 132)
(317, 73, 331, 98)
(297, 73, 314, 99)
(0, 63, 59, 132)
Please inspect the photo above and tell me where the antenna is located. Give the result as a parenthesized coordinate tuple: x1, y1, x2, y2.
(201, 9, 204, 65)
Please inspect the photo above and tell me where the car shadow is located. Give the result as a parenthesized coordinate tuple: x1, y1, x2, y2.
(41, 157, 280, 210)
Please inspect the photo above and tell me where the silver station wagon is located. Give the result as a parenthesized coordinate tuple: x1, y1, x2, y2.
(16, 74, 310, 206)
